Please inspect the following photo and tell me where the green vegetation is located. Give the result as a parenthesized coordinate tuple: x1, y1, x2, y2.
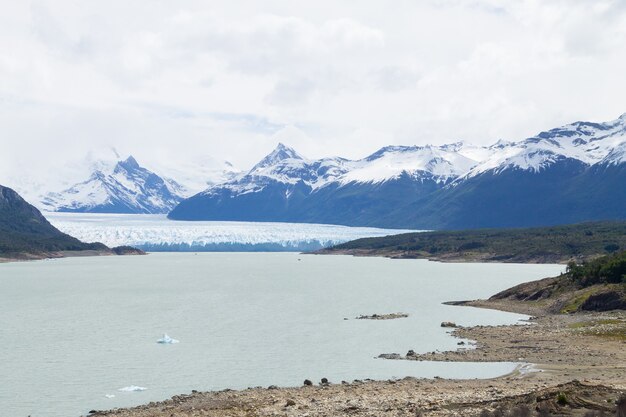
(321, 221, 626, 263)
(566, 251, 626, 285)
(0, 185, 106, 258)
(490, 250, 626, 313)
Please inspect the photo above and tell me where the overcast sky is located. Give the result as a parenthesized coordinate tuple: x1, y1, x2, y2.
(1, 0, 626, 175)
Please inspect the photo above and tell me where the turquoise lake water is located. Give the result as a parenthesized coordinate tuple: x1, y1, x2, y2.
(0, 253, 564, 416)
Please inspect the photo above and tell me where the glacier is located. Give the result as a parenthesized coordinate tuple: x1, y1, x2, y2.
(46, 213, 416, 252)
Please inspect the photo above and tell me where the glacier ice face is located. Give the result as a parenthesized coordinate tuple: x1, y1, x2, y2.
(46, 213, 417, 251)
(157, 334, 179, 344)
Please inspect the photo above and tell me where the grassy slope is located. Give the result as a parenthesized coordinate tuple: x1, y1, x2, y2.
(489, 250, 626, 313)
(319, 221, 626, 263)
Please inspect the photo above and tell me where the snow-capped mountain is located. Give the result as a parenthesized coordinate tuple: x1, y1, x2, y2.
(1, 148, 239, 214)
(42, 156, 184, 214)
(338, 145, 477, 185)
(170, 114, 626, 229)
(460, 113, 626, 179)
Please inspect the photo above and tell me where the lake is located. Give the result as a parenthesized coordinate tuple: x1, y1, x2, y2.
(0, 253, 564, 417)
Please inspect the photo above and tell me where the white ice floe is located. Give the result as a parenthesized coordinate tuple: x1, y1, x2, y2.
(105, 394, 115, 398)
(118, 386, 147, 392)
(157, 333, 179, 344)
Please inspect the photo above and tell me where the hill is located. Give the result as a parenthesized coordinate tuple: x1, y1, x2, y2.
(316, 221, 626, 263)
(0, 184, 141, 261)
(485, 250, 626, 314)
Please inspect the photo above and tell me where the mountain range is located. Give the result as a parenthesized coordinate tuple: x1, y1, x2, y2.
(1, 149, 238, 214)
(168, 114, 626, 229)
(2, 114, 624, 228)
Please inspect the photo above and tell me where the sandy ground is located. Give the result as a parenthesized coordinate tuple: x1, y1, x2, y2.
(91, 304, 626, 417)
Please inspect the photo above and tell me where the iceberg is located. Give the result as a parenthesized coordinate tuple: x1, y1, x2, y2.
(118, 386, 147, 392)
(157, 333, 179, 344)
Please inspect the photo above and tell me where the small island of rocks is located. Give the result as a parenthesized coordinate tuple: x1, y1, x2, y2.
(355, 312, 409, 320)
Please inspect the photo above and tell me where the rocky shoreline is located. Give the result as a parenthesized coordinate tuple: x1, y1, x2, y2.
(312, 248, 573, 264)
(90, 302, 625, 417)
(0, 247, 145, 263)
(355, 312, 409, 320)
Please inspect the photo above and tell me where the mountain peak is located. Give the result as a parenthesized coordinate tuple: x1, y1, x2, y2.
(251, 143, 304, 171)
(118, 156, 140, 170)
(273, 143, 301, 158)
(440, 141, 465, 152)
(365, 145, 419, 161)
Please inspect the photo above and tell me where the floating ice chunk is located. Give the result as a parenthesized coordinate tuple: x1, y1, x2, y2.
(105, 394, 115, 398)
(157, 333, 179, 344)
(118, 386, 147, 392)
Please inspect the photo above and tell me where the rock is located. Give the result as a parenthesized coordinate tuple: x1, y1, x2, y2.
(378, 353, 402, 359)
(407, 349, 417, 356)
(268, 385, 278, 390)
(320, 378, 329, 385)
(457, 341, 465, 345)
(441, 321, 458, 328)
(285, 399, 296, 407)
(356, 313, 409, 320)
(303, 379, 313, 386)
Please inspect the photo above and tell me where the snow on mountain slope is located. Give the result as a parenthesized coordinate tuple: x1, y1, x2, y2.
(601, 141, 626, 165)
(1, 148, 238, 212)
(200, 143, 352, 197)
(0, 148, 122, 208)
(201, 142, 484, 198)
(42, 156, 183, 214)
(339, 145, 477, 184)
(461, 113, 626, 178)
(196, 114, 626, 200)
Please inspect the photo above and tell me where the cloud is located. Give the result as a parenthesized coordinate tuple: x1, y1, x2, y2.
(0, 0, 625, 183)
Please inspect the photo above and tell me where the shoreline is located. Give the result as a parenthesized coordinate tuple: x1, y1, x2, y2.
(91, 301, 626, 416)
(0, 248, 146, 264)
(311, 248, 573, 264)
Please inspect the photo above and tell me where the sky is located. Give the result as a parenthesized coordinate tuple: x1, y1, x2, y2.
(1, 0, 626, 177)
